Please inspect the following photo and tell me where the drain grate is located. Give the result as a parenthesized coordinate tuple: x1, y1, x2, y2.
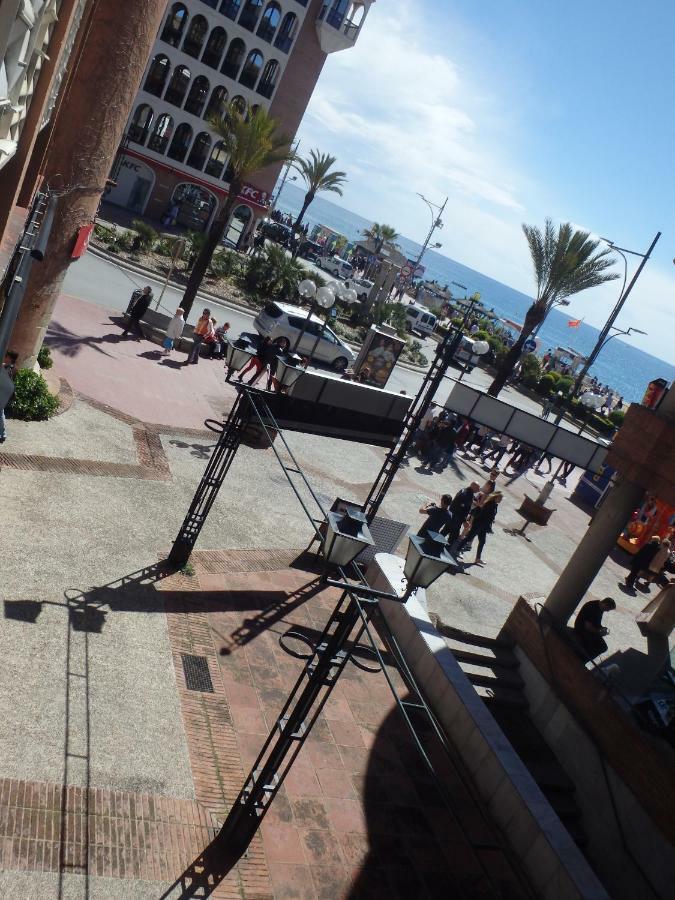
(181, 654, 214, 693)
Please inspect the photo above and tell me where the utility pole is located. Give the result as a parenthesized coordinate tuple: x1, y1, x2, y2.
(411, 194, 447, 278)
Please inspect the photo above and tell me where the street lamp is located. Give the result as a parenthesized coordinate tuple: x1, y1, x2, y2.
(275, 351, 305, 391)
(403, 531, 456, 595)
(411, 193, 447, 277)
(324, 507, 374, 567)
(458, 338, 489, 382)
(224, 337, 258, 382)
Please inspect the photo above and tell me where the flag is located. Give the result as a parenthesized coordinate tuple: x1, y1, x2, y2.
(567, 318, 582, 328)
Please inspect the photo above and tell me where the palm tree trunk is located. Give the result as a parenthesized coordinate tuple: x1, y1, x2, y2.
(487, 302, 545, 397)
(181, 182, 241, 317)
(293, 191, 315, 231)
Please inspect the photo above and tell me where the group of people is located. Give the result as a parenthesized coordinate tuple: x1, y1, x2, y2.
(418, 479, 503, 566)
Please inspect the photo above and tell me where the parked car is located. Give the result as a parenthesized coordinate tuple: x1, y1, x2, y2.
(260, 220, 293, 246)
(405, 304, 437, 337)
(342, 277, 375, 301)
(254, 301, 355, 371)
(318, 255, 354, 279)
(297, 240, 322, 262)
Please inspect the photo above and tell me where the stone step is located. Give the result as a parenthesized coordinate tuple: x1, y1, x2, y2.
(442, 634, 520, 670)
(433, 621, 515, 651)
(476, 684, 529, 710)
(459, 661, 525, 691)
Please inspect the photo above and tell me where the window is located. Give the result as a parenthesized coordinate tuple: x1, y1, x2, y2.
(187, 132, 212, 170)
(221, 38, 246, 78)
(183, 15, 208, 58)
(164, 65, 191, 106)
(220, 0, 241, 20)
(128, 104, 154, 145)
(275, 12, 298, 53)
(202, 27, 227, 68)
(239, 0, 264, 32)
(147, 113, 174, 154)
(143, 54, 171, 97)
(160, 3, 188, 47)
(172, 183, 217, 231)
(200, 0, 218, 7)
(230, 95, 247, 116)
(239, 50, 264, 89)
(205, 141, 228, 178)
(257, 3, 281, 42)
(184, 75, 210, 116)
(205, 85, 229, 119)
(256, 59, 279, 98)
(167, 122, 194, 162)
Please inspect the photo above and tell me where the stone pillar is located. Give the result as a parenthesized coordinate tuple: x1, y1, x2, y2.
(545, 387, 675, 623)
(0, 0, 82, 236)
(9, 0, 166, 367)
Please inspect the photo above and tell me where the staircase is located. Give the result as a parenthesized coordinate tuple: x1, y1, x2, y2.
(435, 621, 589, 850)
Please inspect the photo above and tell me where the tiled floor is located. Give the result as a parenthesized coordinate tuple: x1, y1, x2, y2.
(158, 550, 532, 899)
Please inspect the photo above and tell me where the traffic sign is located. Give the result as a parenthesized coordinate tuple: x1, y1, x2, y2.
(523, 337, 537, 353)
(401, 264, 412, 277)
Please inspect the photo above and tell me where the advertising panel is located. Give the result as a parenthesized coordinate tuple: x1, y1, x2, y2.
(352, 326, 406, 389)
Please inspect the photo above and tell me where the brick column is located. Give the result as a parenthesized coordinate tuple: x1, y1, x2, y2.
(9, 0, 166, 367)
(545, 387, 675, 623)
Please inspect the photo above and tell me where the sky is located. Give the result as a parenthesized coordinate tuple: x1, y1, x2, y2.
(293, 0, 675, 362)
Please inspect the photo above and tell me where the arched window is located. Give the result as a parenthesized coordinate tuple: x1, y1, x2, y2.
(187, 131, 212, 170)
(172, 183, 217, 231)
(230, 95, 247, 116)
(256, 59, 278, 98)
(201, 0, 218, 7)
(275, 12, 298, 53)
(205, 140, 228, 177)
(147, 113, 174, 154)
(160, 3, 188, 47)
(239, 50, 264, 89)
(225, 204, 253, 248)
(143, 54, 170, 97)
(129, 104, 154, 145)
(184, 75, 210, 116)
(182, 14, 208, 58)
(221, 38, 246, 78)
(202, 26, 227, 69)
(220, 0, 241, 22)
(257, 3, 281, 43)
(167, 122, 193, 162)
(239, 0, 264, 32)
(247, 103, 260, 120)
(205, 84, 229, 120)
(164, 65, 191, 106)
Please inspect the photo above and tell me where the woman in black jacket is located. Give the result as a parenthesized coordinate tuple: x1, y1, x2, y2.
(456, 492, 503, 565)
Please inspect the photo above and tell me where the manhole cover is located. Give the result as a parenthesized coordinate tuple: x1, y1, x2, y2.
(181, 654, 214, 692)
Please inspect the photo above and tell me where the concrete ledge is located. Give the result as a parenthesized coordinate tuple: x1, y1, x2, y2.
(368, 555, 608, 900)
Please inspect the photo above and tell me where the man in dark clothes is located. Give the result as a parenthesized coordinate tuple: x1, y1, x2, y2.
(573, 597, 616, 659)
(418, 494, 453, 538)
(447, 482, 480, 543)
(122, 285, 153, 340)
(625, 536, 661, 589)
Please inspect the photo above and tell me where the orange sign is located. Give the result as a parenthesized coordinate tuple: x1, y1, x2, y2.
(71, 223, 95, 259)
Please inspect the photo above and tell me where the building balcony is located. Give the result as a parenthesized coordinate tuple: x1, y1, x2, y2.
(316, 2, 372, 54)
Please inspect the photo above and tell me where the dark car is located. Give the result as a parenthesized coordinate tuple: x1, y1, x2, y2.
(298, 240, 322, 262)
(260, 220, 293, 246)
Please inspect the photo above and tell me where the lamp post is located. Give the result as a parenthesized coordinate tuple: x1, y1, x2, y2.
(458, 338, 489, 382)
(290, 279, 335, 356)
(269, 140, 300, 210)
(411, 193, 447, 278)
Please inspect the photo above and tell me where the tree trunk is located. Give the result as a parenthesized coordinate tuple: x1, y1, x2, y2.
(487, 301, 545, 397)
(9, 0, 167, 368)
(180, 184, 241, 318)
(293, 191, 315, 230)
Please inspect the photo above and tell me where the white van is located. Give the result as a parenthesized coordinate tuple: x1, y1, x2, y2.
(318, 255, 354, 279)
(405, 305, 437, 337)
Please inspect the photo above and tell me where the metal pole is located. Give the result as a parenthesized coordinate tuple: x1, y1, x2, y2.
(411, 195, 447, 276)
(290, 301, 316, 355)
(270, 140, 299, 210)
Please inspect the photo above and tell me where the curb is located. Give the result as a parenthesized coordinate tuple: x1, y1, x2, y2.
(87, 245, 431, 374)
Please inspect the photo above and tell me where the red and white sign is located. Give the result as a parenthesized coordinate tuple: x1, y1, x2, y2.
(71, 223, 95, 259)
(401, 264, 412, 277)
(239, 184, 270, 207)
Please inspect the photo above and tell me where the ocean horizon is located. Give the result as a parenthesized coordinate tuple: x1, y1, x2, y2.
(275, 183, 674, 404)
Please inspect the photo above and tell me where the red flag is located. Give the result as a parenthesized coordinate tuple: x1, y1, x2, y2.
(567, 318, 582, 328)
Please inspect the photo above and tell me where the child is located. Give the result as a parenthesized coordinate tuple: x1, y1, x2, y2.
(163, 308, 185, 356)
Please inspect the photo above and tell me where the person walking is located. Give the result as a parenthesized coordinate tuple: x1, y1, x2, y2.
(125, 284, 153, 315)
(640, 539, 672, 587)
(0, 350, 18, 444)
(162, 308, 185, 356)
(184, 308, 211, 365)
(456, 492, 503, 565)
(417, 494, 454, 538)
(447, 482, 480, 544)
(237, 336, 275, 385)
(122, 285, 153, 340)
(624, 536, 661, 590)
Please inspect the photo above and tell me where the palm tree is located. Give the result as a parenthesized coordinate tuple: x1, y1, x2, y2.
(180, 107, 291, 316)
(487, 219, 619, 397)
(361, 222, 399, 254)
(292, 149, 347, 231)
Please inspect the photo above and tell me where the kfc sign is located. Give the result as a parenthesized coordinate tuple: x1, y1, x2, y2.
(239, 184, 270, 207)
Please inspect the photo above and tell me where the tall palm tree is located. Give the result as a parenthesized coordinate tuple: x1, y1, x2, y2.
(487, 220, 618, 397)
(361, 222, 399, 254)
(180, 107, 291, 316)
(292, 149, 347, 231)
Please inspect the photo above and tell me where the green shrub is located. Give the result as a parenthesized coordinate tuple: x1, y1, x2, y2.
(94, 223, 115, 242)
(537, 372, 557, 395)
(450, 317, 464, 329)
(131, 219, 158, 249)
(557, 375, 574, 395)
(519, 352, 542, 388)
(7, 370, 59, 421)
(154, 237, 175, 256)
(487, 334, 505, 355)
(609, 408, 626, 427)
(474, 329, 490, 342)
(244, 243, 304, 299)
(37, 345, 53, 370)
(209, 249, 242, 280)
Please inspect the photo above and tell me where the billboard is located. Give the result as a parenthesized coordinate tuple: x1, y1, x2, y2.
(352, 326, 406, 390)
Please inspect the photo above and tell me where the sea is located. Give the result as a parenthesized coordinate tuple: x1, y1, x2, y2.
(275, 183, 674, 403)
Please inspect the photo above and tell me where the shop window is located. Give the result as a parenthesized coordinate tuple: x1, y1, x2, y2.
(164, 65, 191, 107)
(147, 113, 174, 154)
(184, 75, 210, 116)
(143, 54, 171, 97)
(202, 26, 227, 69)
(167, 122, 194, 162)
(129, 104, 154, 145)
(187, 131, 212, 170)
(239, 50, 264, 89)
(172, 183, 217, 231)
(225, 204, 253, 248)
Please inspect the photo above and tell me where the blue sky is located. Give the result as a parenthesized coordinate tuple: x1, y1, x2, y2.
(294, 0, 674, 362)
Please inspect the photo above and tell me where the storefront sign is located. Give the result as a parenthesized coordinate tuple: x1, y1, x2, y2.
(239, 184, 270, 207)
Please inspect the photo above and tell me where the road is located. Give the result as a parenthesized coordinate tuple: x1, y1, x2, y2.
(62, 251, 573, 424)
